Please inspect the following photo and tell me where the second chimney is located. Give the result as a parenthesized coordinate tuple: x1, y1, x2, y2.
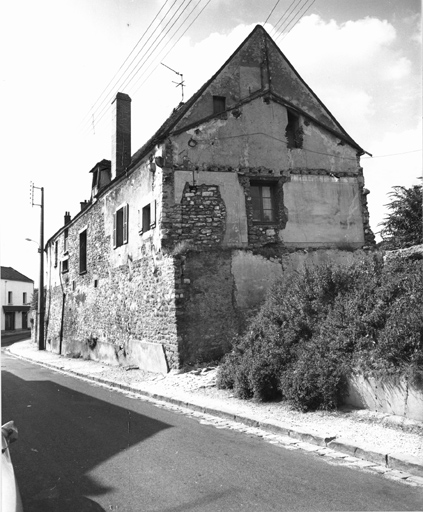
(111, 92, 131, 180)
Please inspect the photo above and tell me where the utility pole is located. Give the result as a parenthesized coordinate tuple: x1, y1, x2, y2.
(30, 182, 45, 350)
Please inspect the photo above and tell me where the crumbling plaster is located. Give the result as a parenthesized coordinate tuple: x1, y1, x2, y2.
(171, 99, 360, 172)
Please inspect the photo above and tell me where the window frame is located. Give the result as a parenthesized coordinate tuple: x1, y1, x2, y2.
(61, 258, 69, 274)
(7, 291, 12, 304)
(64, 228, 69, 254)
(23, 292, 27, 304)
(250, 181, 278, 224)
(113, 203, 129, 248)
(140, 200, 156, 235)
(79, 229, 87, 274)
(213, 95, 226, 115)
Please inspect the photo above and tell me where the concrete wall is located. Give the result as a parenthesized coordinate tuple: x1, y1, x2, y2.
(346, 374, 423, 422)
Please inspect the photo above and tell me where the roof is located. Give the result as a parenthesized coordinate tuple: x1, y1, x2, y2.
(129, 25, 367, 170)
(1, 267, 34, 283)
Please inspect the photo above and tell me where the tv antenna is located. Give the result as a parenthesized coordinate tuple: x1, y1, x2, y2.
(161, 62, 185, 102)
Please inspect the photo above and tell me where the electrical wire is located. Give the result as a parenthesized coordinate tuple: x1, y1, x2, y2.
(82, 0, 189, 135)
(271, 0, 303, 37)
(86, 0, 210, 133)
(128, 0, 210, 97)
(81, 0, 175, 129)
(83, 0, 206, 135)
(277, 0, 316, 43)
(263, 0, 282, 26)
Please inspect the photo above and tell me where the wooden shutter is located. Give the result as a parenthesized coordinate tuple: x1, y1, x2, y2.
(123, 204, 129, 244)
(113, 211, 117, 248)
(150, 200, 156, 229)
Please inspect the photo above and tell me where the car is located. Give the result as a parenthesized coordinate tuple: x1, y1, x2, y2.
(2, 421, 23, 512)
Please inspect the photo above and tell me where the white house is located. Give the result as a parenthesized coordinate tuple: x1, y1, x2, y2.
(1, 267, 34, 332)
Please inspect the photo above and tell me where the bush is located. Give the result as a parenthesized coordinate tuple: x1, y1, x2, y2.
(217, 254, 423, 411)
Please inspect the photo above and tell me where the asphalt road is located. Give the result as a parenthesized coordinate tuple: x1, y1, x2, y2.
(2, 353, 423, 512)
(1, 331, 31, 348)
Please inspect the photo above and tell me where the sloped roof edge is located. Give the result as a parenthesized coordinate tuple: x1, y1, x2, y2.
(129, 25, 267, 170)
(1, 267, 34, 283)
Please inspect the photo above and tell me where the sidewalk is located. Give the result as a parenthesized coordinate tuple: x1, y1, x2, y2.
(4, 339, 423, 483)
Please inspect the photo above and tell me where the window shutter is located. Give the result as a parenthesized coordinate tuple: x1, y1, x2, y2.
(123, 204, 129, 244)
(150, 200, 156, 229)
(113, 211, 117, 248)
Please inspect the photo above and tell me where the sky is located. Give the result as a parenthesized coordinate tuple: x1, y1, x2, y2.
(1, 0, 421, 287)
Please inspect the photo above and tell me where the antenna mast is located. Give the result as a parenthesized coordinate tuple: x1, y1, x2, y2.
(161, 62, 185, 102)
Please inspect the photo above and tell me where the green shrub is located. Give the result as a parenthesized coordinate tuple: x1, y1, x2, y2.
(217, 254, 423, 411)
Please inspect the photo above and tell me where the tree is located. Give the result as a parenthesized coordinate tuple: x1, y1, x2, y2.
(379, 181, 422, 250)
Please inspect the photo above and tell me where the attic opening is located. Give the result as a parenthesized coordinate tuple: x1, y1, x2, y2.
(213, 95, 226, 115)
(286, 110, 303, 149)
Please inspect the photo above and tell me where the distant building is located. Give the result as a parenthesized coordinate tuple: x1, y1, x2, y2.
(44, 25, 373, 371)
(1, 267, 34, 332)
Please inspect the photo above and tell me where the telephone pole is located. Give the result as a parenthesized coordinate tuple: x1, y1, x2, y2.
(30, 182, 45, 350)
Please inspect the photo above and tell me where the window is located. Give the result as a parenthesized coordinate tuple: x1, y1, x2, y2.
(8, 291, 12, 304)
(141, 201, 156, 234)
(79, 230, 87, 274)
(113, 204, 129, 248)
(64, 229, 68, 253)
(250, 183, 277, 223)
(54, 241, 58, 267)
(23, 292, 27, 304)
(213, 95, 226, 115)
(286, 110, 303, 149)
(61, 259, 69, 273)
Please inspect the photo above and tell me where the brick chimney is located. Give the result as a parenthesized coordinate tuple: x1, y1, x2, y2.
(111, 92, 131, 180)
(64, 212, 71, 224)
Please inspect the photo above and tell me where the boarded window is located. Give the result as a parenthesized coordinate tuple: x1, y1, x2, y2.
(79, 230, 87, 274)
(213, 95, 226, 115)
(113, 204, 129, 248)
(250, 183, 277, 223)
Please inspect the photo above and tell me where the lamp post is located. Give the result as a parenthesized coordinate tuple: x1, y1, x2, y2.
(28, 182, 45, 350)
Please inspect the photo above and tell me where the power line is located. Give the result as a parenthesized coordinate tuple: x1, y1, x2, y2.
(83, 0, 186, 134)
(83, 0, 212, 135)
(263, 0, 282, 25)
(183, 130, 420, 162)
(277, 0, 316, 43)
(362, 149, 421, 159)
(271, 0, 303, 37)
(85, 0, 197, 133)
(128, 0, 210, 97)
(81, 0, 174, 128)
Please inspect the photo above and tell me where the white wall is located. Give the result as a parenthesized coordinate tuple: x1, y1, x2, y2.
(1, 278, 34, 330)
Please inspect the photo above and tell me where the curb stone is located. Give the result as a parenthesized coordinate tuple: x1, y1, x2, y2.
(4, 346, 423, 480)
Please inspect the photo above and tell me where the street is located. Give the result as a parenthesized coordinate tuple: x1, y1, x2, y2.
(1, 331, 32, 348)
(2, 353, 422, 512)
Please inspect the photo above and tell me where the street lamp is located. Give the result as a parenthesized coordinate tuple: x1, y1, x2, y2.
(28, 182, 44, 351)
(25, 238, 41, 253)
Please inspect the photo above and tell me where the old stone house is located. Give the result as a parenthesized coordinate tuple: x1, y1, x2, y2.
(44, 25, 373, 372)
